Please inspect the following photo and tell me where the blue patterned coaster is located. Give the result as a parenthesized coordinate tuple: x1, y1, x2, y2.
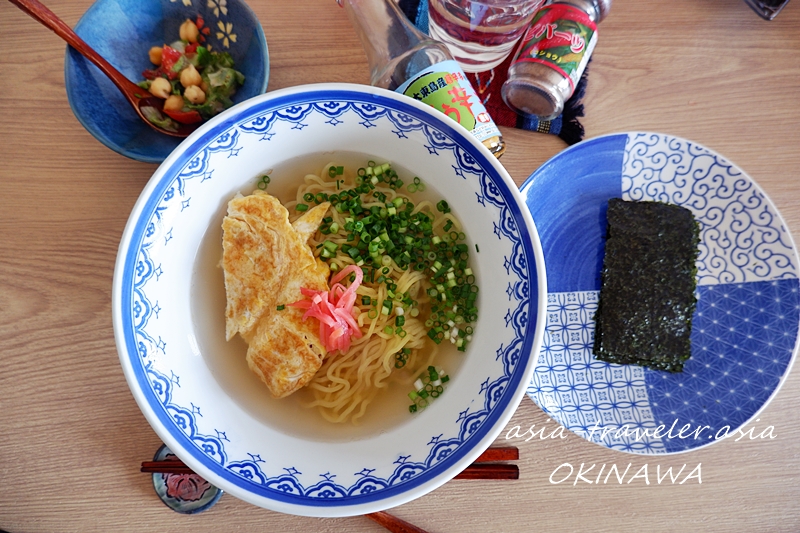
(521, 132, 800, 454)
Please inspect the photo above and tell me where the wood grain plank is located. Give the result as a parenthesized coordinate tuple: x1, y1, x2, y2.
(0, 0, 799, 531)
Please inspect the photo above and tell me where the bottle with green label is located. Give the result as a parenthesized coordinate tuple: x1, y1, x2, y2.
(337, 0, 505, 157)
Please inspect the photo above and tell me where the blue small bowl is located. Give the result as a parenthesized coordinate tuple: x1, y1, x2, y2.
(65, 0, 268, 163)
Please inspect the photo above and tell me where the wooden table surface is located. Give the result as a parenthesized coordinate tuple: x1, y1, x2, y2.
(1, 0, 799, 531)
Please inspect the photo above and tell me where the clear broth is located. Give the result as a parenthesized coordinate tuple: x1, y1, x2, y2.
(191, 151, 467, 442)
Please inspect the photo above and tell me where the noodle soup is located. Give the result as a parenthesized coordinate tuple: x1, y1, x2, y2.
(192, 152, 477, 441)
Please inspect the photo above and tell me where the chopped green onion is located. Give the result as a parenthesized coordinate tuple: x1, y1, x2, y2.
(302, 163, 479, 389)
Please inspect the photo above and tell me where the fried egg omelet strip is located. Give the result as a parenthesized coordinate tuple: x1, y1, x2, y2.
(222, 191, 331, 398)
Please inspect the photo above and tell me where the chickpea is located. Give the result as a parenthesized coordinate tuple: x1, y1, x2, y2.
(149, 77, 172, 99)
(179, 19, 200, 43)
(148, 46, 163, 66)
(184, 85, 206, 104)
(180, 64, 202, 88)
(164, 94, 184, 112)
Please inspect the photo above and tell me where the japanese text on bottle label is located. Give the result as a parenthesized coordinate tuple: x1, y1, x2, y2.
(512, 4, 598, 89)
(397, 60, 501, 144)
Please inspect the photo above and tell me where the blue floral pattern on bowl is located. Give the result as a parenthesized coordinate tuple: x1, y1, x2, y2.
(521, 132, 799, 454)
(114, 84, 545, 515)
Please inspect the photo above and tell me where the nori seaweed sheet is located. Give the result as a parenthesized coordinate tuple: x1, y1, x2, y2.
(593, 199, 700, 372)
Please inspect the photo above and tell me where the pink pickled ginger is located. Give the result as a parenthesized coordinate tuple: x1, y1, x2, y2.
(290, 264, 363, 353)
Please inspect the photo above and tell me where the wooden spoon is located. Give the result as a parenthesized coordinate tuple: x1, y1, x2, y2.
(7, 0, 197, 138)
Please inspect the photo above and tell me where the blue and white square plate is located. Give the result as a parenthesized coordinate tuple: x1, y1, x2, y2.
(521, 132, 800, 454)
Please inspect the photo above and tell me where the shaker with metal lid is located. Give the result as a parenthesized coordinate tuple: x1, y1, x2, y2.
(501, 0, 611, 121)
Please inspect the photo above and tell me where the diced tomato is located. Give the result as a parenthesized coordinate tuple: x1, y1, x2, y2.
(162, 108, 203, 124)
(196, 15, 209, 42)
(160, 45, 183, 79)
(142, 68, 162, 80)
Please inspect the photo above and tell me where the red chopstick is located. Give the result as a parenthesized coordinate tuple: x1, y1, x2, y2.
(454, 463, 519, 480)
(472, 446, 519, 463)
(141, 460, 194, 474)
(366, 511, 431, 533)
(141, 446, 519, 480)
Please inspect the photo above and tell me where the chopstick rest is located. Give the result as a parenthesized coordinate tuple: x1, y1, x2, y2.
(145, 444, 223, 514)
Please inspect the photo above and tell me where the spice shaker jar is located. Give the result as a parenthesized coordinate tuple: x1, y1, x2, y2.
(501, 0, 611, 121)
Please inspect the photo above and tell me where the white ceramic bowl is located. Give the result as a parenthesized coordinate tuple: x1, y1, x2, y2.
(112, 83, 546, 516)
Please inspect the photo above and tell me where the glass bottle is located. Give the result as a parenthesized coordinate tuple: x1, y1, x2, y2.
(501, 0, 611, 121)
(338, 0, 506, 157)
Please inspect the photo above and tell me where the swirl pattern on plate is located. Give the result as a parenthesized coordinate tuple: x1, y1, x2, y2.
(622, 132, 797, 286)
(524, 132, 799, 454)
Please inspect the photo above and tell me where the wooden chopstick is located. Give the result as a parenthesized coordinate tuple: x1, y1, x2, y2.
(140, 460, 520, 479)
(365, 511, 431, 533)
(472, 446, 519, 463)
(141, 460, 194, 474)
(454, 463, 519, 480)
(141, 446, 520, 480)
